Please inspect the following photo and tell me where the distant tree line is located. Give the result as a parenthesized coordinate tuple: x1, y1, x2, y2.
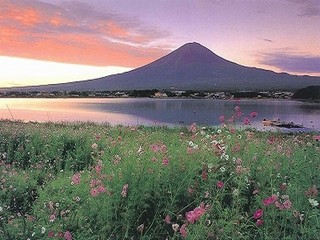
(292, 86, 320, 100)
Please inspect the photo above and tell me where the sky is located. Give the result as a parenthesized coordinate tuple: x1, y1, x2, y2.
(1, 0, 320, 88)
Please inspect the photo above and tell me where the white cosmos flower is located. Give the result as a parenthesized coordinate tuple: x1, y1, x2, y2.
(308, 198, 319, 207)
(172, 223, 180, 232)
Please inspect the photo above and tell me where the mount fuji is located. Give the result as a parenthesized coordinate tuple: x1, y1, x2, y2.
(2, 42, 320, 92)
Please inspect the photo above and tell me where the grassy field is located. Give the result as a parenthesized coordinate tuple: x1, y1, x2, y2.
(0, 118, 319, 239)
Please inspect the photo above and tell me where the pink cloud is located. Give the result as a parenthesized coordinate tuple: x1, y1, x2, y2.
(0, 0, 171, 66)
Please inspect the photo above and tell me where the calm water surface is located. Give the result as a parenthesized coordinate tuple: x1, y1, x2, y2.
(0, 98, 319, 130)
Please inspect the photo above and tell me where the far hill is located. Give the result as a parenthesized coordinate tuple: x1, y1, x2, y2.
(2, 42, 320, 92)
(292, 86, 320, 100)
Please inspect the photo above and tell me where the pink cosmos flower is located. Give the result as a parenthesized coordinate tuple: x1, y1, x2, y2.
(193, 206, 205, 218)
(252, 189, 259, 195)
(64, 231, 72, 240)
(48, 231, 55, 237)
(188, 187, 194, 194)
(186, 204, 206, 224)
(121, 184, 129, 197)
(97, 185, 106, 193)
(283, 199, 292, 209)
(186, 147, 192, 154)
(150, 144, 160, 153)
(189, 122, 197, 133)
(305, 185, 318, 198)
(279, 183, 287, 191)
(95, 164, 102, 174)
(186, 210, 197, 224)
(71, 173, 81, 185)
(256, 219, 264, 226)
(235, 158, 242, 165)
(228, 117, 235, 123)
(49, 214, 56, 222)
(90, 179, 101, 188)
(91, 143, 98, 149)
(180, 223, 188, 238)
(219, 115, 225, 123)
(217, 181, 224, 189)
(90, 188, 99, 197)
(313, 135, 320, 141)
(202, 168, 208, 180)
(165, 214, 171, 224)
(236, 165, 243, 175)
(253, 209, 264, 219)
(275, 201, 285, 210)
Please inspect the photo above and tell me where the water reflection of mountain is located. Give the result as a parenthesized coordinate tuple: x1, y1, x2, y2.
(296, 102, 320, 112)
(81, 99, 320, 129)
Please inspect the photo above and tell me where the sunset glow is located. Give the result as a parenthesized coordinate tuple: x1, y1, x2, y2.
(0, 56, 131, 87)
(1, 0, 320, 88)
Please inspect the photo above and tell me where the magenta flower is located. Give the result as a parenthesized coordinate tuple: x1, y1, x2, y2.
(186, 204, 206, 224)
(193, 207, 205, 220)
(186, 210, 197, 224)
(243, 117, 250, 125)
(162, 158, 169, 166)
(263, 194, 277, 206)
(249, 111, 258, 118)
(216, 181, 224, 189)
(253, 209, 264, 219)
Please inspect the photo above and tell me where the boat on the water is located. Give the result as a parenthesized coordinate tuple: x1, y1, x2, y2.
(262, 119, 303, 129)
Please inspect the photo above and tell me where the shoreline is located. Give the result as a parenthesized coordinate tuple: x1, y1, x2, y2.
(0, 90, 318, 102)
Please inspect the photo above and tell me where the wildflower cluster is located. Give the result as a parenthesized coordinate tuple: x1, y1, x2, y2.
(0, 120, 319, 239)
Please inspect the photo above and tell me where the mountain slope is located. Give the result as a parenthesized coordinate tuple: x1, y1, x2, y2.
(2, 42, 320, 91)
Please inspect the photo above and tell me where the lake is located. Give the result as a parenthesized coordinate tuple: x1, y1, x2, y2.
(0, 98, 319, 130)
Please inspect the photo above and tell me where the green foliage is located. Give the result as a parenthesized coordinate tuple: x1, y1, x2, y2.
(0, 120, 319, 239)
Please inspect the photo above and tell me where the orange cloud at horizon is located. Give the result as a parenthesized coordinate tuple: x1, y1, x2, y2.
(0, 30, 168, 67)
(0, 0, 170, 68)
